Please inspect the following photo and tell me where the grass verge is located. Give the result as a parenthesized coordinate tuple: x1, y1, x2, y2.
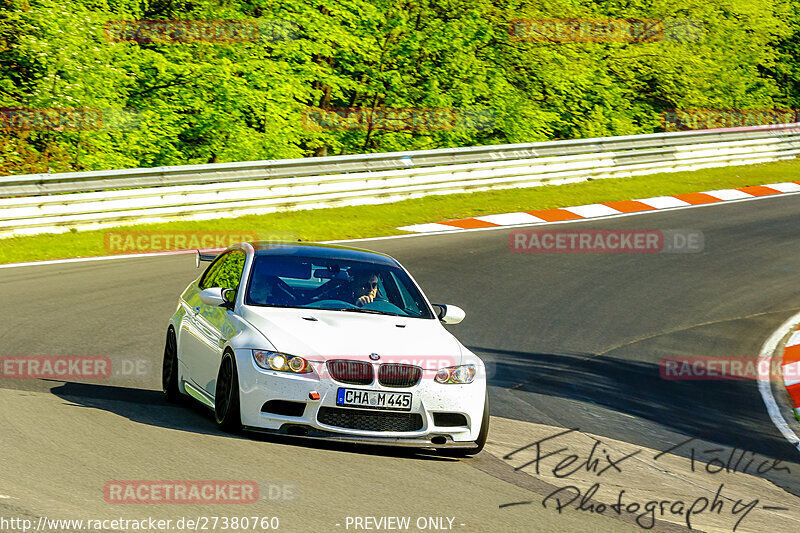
(2, 158, 800, 264)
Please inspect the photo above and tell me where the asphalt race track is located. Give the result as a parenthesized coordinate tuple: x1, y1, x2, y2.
(3, 194, 800, 532)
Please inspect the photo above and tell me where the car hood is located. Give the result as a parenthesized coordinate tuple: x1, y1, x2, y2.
(240, 306, 463, 364)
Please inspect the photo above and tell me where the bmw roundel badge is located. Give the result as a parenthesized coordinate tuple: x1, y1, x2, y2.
(369, 353, 380, 361)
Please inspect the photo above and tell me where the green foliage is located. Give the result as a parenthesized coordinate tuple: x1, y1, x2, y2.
(1, 0, 799, 174)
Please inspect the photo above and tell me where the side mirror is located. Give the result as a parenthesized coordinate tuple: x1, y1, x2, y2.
(222, 288, 237, 308)
(431, 303, 466, 325)
(199, 287, 236, 309)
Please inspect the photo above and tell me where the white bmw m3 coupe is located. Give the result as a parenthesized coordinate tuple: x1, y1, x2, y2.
(163, 241, 488, 455)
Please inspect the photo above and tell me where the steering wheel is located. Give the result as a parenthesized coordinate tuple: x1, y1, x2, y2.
(302, 279, 347, 304)
(272, 277, 298, 304)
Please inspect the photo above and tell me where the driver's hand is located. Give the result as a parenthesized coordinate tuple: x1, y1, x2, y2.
(356, 295, 374, 306)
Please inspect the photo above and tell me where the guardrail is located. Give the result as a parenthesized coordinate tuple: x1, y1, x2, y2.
(2, 123, 799, 237)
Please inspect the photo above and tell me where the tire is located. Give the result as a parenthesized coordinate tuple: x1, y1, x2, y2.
(215, 352, 242, 432)
(441, 389, 489, 457)
(162, 328, 180, 402)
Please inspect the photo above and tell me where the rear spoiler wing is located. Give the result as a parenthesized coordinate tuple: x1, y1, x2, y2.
(195, 250, 219, 268)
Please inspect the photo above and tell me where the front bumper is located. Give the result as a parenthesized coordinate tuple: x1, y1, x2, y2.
(243, 427, 478, 449)
(234, 350, 486, 447)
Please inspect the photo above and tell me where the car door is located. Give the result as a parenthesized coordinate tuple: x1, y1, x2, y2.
(187, 249, 246, 396)
(178, 254, 226, 396)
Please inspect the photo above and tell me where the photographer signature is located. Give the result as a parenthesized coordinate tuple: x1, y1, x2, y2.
(499, 426, 791, 531)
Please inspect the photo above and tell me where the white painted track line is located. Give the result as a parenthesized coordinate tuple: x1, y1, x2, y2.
(475, 213, 544, 225)
(563, 203, 621, 218)
(766, 182, 800, 193)
(395, 222, 458, 233)
(705, 189, 754, 200)
(637, 196, 692, 209)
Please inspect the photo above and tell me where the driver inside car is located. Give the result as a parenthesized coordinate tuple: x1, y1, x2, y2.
(250, 272, 277, 305)
(250, 269, 294, 307)
(352, 271, 380, 307)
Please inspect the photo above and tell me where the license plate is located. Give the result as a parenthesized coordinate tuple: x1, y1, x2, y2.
(336, 388, 412, 411)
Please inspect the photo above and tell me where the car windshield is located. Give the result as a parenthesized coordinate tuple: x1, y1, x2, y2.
(245, 255, 435, 319)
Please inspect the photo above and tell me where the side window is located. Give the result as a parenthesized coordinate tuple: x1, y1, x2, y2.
(199, 253, 228, 290)
(215, 250, 246, 290)
(199, 250, 246, 290)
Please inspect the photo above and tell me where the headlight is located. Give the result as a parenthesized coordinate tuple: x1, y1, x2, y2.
(435, 364, 476, 384)
(252, 350, 312, 374)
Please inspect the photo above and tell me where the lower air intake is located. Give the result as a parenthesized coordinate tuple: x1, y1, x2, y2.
(317, 407, 423, 432)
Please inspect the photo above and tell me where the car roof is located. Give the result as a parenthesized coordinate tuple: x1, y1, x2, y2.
(248, 241, 399, 266)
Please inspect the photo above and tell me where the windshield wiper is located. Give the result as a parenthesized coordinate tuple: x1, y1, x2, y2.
(333, 308, 402, 316)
